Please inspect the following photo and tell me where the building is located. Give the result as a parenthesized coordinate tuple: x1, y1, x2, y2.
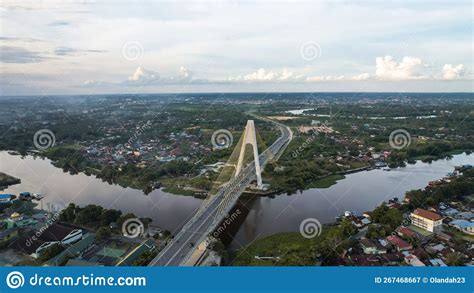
(14, 222, 83, 259)
(46, 233, 96, 266)
(360, 238, 387, 254)
(396, 226, 417, 238)
(19, 192, 32, 201)
(0, 194, 12, 203)
(386, 235, 412, 251)
(404, 254, 425, 267)
(410, 208, 443, 232)
(449, 220, 474, 235)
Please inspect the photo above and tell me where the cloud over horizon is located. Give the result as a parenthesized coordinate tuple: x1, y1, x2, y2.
(1, 1, 472, 95)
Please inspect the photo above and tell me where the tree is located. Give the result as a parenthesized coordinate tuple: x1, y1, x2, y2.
(100, 209, 122, 226)
(96, 226, 112, 240)
(74, 204, 103, 226)
(339, 218, 357, 236)
(59, 203, 77, 223)
(40, 243, 65, 261)
(445, 252, 465, 266)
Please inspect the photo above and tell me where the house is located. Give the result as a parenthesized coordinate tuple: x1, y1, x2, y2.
(14, 222, 83, 259)
(404, 254, 425, 266)
(410, 208, 443, 232)
(352, 217, 371, 228)
(396, 226, 417, 238)
(429, 258, 447, 267)
(46, 233, 96, 266)
(0, 194, 13, 203)
(386, 235, 413, 251)
(350, 255, 381, 266)
(360, 238, 387, 254)
(19, 192, 32, 201)
(0, 226, 19, 247)
(449, 220, 474, 235)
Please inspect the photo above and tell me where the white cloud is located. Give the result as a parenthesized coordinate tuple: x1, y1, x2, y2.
(442, 64, 464, 80)
(306, 75, 345, 82)
(375, 56, 424, 80)
(123, 66, 204, 86)
(351, 73, 371, 81)
(127, 66, 160, 83)
(229, 68, 305, 82)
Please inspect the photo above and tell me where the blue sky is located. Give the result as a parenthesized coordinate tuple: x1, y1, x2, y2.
(0, 0, 472, 95)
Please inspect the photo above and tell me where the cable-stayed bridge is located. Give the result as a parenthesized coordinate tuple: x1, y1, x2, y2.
(149, 116, 292, 266)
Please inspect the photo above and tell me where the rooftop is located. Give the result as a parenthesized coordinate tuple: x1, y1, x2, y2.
(450, 219, 474, 229)
(412, 208, 442, 221)
(386, 235, 412, 249)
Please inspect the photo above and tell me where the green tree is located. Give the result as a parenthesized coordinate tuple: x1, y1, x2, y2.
(40, 243, 65, 261)
(100, 209, 122, 226)
(445, 252, 465, 266)
(96, 226, 112, 240)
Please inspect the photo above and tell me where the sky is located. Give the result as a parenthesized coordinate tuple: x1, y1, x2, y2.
(0, 0, 472, 95)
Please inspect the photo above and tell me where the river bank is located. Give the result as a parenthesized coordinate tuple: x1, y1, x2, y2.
(0, 172, 20, 190)
(1, 151, 474, 250)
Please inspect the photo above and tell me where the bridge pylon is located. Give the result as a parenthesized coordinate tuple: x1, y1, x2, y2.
(235, 120, 263, 188)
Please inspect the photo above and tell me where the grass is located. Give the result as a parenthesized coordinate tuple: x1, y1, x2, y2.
(308, 174, 345, 189)
(231, 225, 342, 266)
(407, 224, 433, 237)
(96, 247, 126, 258)
(160, 178, 201, 196)
(230, 232, 314, 266)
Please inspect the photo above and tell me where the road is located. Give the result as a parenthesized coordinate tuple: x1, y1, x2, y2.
(148, 116, 292, 266)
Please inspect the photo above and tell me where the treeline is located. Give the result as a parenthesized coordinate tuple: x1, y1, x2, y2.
(405, 168, 474, 209)
(59, 203, 139, 240)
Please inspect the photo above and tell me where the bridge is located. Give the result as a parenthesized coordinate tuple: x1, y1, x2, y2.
(148, 115, 293, 266)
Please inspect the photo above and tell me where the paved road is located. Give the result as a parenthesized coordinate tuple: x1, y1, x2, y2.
(149, 117, 292, 266)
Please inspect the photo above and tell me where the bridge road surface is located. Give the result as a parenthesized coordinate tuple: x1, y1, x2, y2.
(149, 120, 292, 266)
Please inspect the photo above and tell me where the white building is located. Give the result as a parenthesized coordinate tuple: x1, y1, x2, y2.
(410, 208, 443, 233)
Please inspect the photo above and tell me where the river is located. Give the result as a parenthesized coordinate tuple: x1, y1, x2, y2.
(1, 151, 473, 250)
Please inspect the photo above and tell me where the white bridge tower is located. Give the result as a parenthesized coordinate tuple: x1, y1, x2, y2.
(235, 120, 263, 188)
